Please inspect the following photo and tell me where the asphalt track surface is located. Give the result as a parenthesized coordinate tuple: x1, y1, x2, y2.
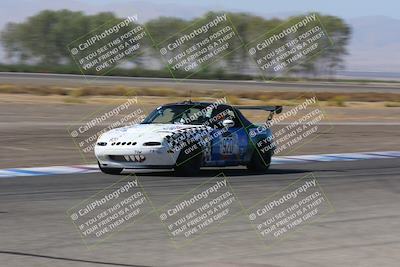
(1, 72, 400, 93)
(1, 158, 399, 267)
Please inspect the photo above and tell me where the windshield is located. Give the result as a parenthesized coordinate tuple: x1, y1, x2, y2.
(142, 105, 211, 125)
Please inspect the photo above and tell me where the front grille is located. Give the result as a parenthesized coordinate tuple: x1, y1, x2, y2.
(109, 155, 146, 162)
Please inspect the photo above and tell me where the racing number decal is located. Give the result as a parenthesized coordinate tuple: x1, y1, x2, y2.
(221, 137, 234, 155)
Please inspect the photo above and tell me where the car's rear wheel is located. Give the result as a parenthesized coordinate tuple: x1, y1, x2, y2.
(174, 145, 202, 176)
(246, 148, 272, 173)
(98, 161, 123, 175)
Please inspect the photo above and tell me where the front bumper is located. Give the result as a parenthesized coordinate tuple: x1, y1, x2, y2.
(95, 145, 178, 169)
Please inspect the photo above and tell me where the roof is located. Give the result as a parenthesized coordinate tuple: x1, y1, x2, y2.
(163, 100, 232, 108)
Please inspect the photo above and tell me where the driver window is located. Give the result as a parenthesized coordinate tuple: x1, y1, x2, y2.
(178, 107, 207, 124)
(151, 108, 175, 123)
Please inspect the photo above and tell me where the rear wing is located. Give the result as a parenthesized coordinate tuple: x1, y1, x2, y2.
(233, 105, 283, 122)
(233, 105, 283, 114)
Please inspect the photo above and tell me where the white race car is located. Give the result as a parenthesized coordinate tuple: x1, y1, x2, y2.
(95, 101, 282, 175)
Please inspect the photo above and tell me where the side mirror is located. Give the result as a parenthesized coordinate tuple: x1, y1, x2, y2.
(222, 119, 235, 128)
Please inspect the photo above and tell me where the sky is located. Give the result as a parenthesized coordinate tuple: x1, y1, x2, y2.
(1, 0, 400, 25)
(94, 0, 400, 20)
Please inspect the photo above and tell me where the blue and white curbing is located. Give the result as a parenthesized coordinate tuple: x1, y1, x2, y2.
(0, 165, 98, 178)
(271, 151, 400, 164)
(0, 151, 399, 178)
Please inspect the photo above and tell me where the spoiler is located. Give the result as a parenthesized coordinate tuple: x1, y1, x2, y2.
(233, 105, 283, 114)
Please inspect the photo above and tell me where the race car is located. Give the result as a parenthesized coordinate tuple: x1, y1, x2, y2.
(95, 100, 282, 175)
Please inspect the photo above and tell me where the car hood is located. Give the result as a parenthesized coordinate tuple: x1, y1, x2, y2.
(98, 123, 207, 144)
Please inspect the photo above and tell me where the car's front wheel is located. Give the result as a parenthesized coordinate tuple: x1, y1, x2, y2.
(174, 145, 202, 176)
(246, 148, 272, 173)
(98, 161, 123, 175)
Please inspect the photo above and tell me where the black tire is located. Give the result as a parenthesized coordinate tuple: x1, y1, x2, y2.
(174, 145, 202, 176)
(98, 161, 123, 175)
(246, 148, 272, 173)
